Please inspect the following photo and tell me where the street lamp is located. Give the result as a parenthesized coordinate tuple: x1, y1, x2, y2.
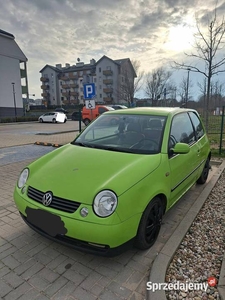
(11, 82, 17, 121)
(185, 68, 191, 108)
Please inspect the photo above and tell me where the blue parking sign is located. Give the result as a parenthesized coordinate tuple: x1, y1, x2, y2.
(83, 83, 96, 99)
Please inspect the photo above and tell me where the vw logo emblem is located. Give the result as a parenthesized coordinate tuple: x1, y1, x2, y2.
(42, 192, 53, 206)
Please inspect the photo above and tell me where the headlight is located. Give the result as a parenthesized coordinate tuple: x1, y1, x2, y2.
(18, 168, 29, 188)
(93, 190, 118, 217)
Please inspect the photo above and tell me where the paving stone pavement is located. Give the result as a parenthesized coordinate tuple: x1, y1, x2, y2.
(0, 122, 222, 300)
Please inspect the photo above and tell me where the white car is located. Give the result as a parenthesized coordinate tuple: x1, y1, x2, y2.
(38, 112, 67, 123)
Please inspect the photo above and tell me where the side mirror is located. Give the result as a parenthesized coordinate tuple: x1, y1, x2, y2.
(171, 143, 190, 154)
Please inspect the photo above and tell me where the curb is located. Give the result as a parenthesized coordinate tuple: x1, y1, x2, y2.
(148, 160, 225, 300)
(35, 129, 79, 136)
(34, 142, 63, 148)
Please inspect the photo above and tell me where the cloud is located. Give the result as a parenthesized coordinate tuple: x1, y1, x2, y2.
(0, 0, 224, 99)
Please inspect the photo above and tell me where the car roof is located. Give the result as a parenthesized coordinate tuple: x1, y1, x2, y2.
(104, 107, 197, 117)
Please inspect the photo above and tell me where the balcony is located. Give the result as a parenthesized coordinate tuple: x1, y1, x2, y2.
(70, 100, 79, 104)
(20, 69, 26, 78)
(103, 79, 113, 84)
(69, 74, 78, 79)
(70, 92, 79, 96)
(103, 70, 113, 75)
(40, 77, 49, 82)
(103, 97, 113, 102)
(41, 85, 49, 90)
(41, 92, 49, 98)
(60, 76, 70, 81)
(62, 92, 69, 97)
(21, 85, 28, 94)
(103, 88, 113, 93)
(70, 83, 79, 88)
(62, 84, 70, 89)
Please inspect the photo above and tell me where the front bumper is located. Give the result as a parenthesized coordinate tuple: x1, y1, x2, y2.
(14, 188, 141, 257)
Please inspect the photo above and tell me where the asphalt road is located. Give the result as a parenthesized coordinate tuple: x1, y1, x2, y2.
(0, 145, 55, 166)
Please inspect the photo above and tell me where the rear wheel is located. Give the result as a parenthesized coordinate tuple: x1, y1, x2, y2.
(197, 157, 210, 184)
(64, 119, 67, 123)
(52, 118, 57, 123)
(39, 118, 43, 123)
(135, 197, 164, 250)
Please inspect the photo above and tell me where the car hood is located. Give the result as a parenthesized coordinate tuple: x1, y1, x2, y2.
(28, 144, 161, 204)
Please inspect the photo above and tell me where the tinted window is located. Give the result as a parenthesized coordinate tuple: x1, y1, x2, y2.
(170, 113, 195, 146)
(188, 112, 204, 140)
(98, 107, 107, 114)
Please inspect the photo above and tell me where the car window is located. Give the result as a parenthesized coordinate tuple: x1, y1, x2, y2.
(74, 114, 166, 154)
(98, 107, 107, 114)
(188, 112, 205, 140)
(170, 113, 195, 147)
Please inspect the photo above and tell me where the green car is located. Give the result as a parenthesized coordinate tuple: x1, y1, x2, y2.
(14, 107, 211, 256)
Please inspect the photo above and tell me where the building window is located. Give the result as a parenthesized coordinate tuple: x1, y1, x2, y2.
(80, 88, 83, 92)
(94, 78, 96, 83)
(80, 71, 83, 76)
(100, 94, 102, 98)
(99, 85, 102, 89)
(99, 67, 101, 72)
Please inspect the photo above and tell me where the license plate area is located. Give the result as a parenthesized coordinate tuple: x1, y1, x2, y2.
(25, 207, 67, 237)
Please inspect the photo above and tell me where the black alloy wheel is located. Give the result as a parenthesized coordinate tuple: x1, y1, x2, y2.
(135, 197, 164, 250)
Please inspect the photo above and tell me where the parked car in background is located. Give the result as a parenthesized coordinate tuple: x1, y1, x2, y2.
(38, 112, 67, 123)
(82, 105, 114, 125)
(111, 105, 128, 110)
(14, 107, 210, 256)
(71, 111, 81, 121)
(55, 107, 68, 114)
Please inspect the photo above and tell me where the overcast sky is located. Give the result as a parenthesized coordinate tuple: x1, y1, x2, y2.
(1, 0, 225, 100)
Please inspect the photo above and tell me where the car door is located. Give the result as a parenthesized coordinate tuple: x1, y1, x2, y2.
(42, 113, 49, 122)
(168, 112, 199, 206)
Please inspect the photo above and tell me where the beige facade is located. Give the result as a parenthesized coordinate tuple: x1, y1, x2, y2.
(40, 56, 136, 106)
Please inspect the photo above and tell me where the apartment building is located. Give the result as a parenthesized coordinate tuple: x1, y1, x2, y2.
(0, 29, 29, 118)
(40, 55, 136, 106)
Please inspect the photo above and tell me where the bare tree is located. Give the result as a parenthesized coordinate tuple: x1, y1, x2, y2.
(145, 67, 172, 106)
(120, 59, 144, 105)
(178, 77, 193, 107)
(173, 8, 225, 130)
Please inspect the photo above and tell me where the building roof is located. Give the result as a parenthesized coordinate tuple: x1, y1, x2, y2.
(0, 29, 14, 38)
(40, 63, 95, 74)
(40, 55, 137, 77)
(0, 28, 27, 62)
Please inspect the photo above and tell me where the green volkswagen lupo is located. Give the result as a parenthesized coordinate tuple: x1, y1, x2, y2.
(14, 107, 211, 256)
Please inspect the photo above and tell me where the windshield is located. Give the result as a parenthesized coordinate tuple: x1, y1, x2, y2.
(72, 113, 166, 154)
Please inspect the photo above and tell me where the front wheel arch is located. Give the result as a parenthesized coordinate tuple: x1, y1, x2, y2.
(134, 196, 166, 250)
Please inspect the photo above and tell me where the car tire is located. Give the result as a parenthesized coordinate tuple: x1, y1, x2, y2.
(39, 118, 43, 123)
(64, 119, 67, 123)
(197, 157, 210, 184)
(135, 197, 163, 250)
(52, 119, 57, 123)
(83, 119, 90, 126)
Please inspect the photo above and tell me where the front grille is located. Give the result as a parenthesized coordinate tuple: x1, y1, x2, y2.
(27, 186, 81, 213)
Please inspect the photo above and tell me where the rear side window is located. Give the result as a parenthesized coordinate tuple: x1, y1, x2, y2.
(188, 112, 204, 140)
(170, 112, 195, 146)
(98, 107, 107, 114)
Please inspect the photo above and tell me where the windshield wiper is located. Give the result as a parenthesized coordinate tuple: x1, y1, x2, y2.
(72, 142, 95, 148)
